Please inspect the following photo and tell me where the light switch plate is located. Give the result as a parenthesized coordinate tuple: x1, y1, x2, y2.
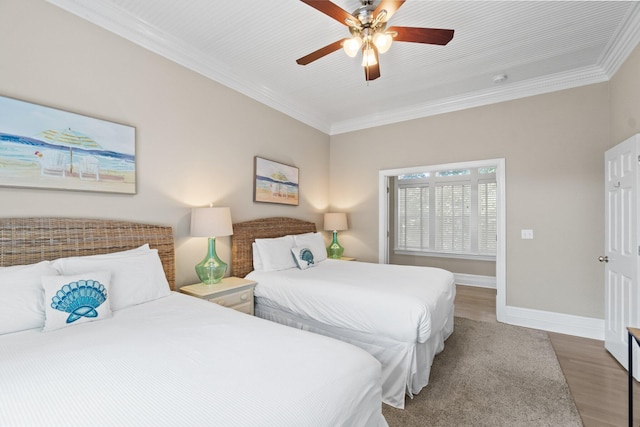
(521, 229, 534, 239)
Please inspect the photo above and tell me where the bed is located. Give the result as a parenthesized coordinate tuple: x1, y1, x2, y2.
(0, 217, 387, 427)
(231, 217, 456, 409)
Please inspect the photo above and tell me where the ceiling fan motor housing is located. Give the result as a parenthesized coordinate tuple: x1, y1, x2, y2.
(348, 4, 388, 42)
(353, 4, 376, 26)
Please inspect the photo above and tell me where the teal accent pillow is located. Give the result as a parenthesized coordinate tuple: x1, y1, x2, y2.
(293, 232, 327, 262)
(41, 271, 112, 331)
(291, 247, 317, 270)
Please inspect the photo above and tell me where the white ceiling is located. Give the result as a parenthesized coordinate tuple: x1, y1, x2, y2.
(47, 0, 640, 135)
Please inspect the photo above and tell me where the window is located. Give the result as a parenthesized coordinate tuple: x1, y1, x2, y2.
(395, 166, 497, 259)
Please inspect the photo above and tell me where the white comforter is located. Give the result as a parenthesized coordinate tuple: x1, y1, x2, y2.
(0, 292, 386, 427)
(248, 260, 455, 344)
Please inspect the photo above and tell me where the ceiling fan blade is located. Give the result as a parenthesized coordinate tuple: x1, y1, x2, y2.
(365, 62, 381, 81)
(388, 26, 454, 45)
(373, 0, 406, 21)
(296, 39, 347, 65)
(300, 0, 357, 25)
(364, 48, 381, 81)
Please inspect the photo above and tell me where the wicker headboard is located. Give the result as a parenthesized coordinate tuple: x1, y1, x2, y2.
(0, 217, 176, 290)
(231, 217, 317, 278)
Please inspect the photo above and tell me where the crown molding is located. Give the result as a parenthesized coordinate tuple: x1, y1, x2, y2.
(46, 0, 333, 134)
(46, 0, 640, 137)
(599, 2, 640, 78)
(333, 2, 640, 136)
(330, 65, 609, 135)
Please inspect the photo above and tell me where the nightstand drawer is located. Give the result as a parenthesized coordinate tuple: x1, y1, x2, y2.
(210, 288, 253, 309)
(180, 277, 257, 316)
(230, 301, 253, 315)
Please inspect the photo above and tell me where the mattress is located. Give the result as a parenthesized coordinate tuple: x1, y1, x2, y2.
(247, 259, 456, 344)
(0, 292, 387, 427)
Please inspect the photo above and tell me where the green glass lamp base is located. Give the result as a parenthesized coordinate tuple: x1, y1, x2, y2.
(327, 231, 344, 259)
(195, 237, 227, 285)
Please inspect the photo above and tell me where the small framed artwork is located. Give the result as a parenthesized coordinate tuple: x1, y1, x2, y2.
(254, 156, 299, 206)
(0, 95, 136, 194)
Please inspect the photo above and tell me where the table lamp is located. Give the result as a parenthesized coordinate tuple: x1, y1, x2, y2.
(191, 206, 233, 284)
(324, 212, 348, 259)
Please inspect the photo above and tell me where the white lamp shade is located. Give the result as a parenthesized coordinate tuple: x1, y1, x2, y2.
(343, 36, 363, 57)
(324, 212, 348, 231)
(373, 32, 393, 53)
(191, 207, 233, 237)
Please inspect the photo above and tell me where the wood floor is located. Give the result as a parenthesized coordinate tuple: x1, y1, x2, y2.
(455, 285, 636, 427)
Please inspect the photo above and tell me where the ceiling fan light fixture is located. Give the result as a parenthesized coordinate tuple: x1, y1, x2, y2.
(361, 45, 377, 67)
(343, 36, 363, 57)
(372, 31, 393, 54)
(296, 0, 455, 81)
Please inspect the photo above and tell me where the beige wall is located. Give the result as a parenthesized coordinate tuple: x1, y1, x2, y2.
(330, 83, 610, 319)
(610, 43, 640, 144)
(0, 0, 330, 286)
(4, 1, 640, 321)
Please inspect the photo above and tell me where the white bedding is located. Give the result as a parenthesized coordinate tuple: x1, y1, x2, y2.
(0, 292, 387, 427)
(247, 259, 456, 344)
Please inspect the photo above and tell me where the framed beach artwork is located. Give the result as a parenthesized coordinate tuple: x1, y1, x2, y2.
(0, 95, 136, 194)
(254, 156, 299, 206)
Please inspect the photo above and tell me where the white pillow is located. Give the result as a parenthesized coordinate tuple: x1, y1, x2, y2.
(254, 235, 296, 272)
(52, 248, 170, 311)
(293, 232, 327, 262)
(93, 244, 151, 257)
(0, 261, 59, 335)
(42, 271, 112, 331)
(252, 242, 264, 271)
(291, 246, 318, 270)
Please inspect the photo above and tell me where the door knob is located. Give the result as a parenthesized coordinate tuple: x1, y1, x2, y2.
(598, 256, 609, 263)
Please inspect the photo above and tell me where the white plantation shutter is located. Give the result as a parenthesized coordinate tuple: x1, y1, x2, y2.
(395, 168, 496, 258)
(435, 183, 471, 252)
(397, 185, 429, 250)
(478, 181, 497, 254)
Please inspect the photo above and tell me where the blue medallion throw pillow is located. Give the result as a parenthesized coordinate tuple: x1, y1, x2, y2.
(291, 247, 317, 270)
(41, 271, 112, 331)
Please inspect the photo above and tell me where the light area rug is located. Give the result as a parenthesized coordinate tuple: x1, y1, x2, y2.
(382, 317, 583, 426)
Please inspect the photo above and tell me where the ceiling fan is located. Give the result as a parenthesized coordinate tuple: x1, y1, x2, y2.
(296, 0, 454, 81)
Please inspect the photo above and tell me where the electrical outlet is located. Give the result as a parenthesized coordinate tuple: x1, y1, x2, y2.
(521, 229, 534, 239)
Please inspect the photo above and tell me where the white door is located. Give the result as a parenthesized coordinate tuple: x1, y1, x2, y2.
(604, 133, 640, 378)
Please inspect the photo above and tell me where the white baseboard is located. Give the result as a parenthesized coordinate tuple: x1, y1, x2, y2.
(503, 305, 604, 341)
(453, 274, 604, 340)
(454, 273, 496, 289)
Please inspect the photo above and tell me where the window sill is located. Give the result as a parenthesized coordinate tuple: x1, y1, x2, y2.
(393, 250, 496, 262)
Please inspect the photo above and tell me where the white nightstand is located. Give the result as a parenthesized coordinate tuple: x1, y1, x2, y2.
(180, 277, 257, 315)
